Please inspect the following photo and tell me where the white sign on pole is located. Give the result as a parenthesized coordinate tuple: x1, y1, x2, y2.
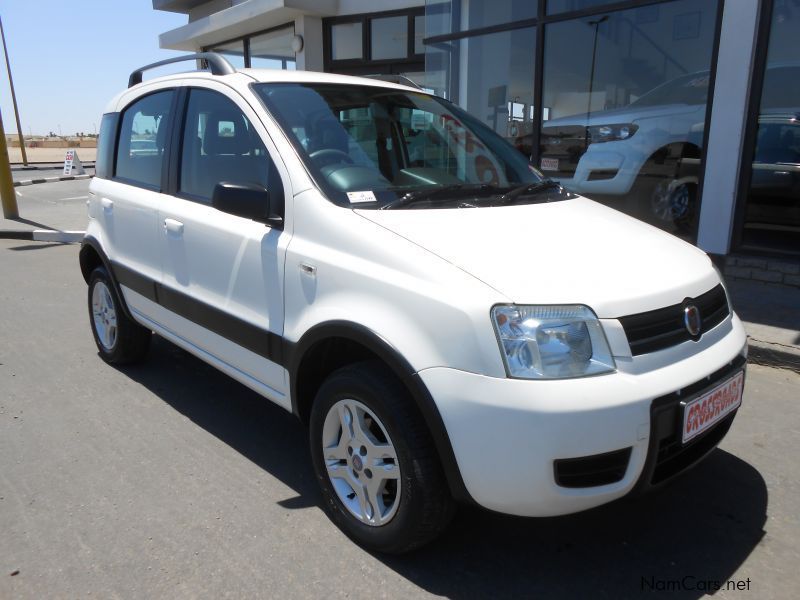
(63, 149, 85, 176)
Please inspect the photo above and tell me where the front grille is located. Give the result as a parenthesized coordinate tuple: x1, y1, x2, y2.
(554, 447, 632, 488)
(619, 284, 729, 356)
(634, 354, 746, 490)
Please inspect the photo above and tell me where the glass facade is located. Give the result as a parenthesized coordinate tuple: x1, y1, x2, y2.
(426, 0, 720, 241)
(208, 40, 246, 68)
(371, 16, 408, 60)
(332, 22, 363, 60)
(540, 0, 719, 238)
(740, 0, 800, 255)
(250, 28, 297, 69)
(426, 28, 536, 143)
(206, 26, 295, 70)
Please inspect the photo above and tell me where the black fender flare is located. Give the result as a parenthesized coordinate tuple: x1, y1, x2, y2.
(287, 321, 475, 505)
(78, 236, 135, 322)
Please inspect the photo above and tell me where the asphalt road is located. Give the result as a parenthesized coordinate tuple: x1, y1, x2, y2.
(2, 180, 91, 232)
(1, 238, 798, 599)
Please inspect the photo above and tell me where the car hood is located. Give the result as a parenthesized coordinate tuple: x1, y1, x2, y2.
(543, 103, 703, 129)
(356, 197, 719, 318)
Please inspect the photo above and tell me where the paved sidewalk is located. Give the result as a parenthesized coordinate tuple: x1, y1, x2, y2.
(2, 179, 798, 371)
(727, 278, 800, 373)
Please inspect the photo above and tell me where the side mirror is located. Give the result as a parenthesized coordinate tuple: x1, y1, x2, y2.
(211, 182, 283, 228)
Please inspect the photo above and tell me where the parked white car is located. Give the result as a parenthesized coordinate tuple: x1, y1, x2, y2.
(80, 54, 748, 553)
(539, 72, 710, 227)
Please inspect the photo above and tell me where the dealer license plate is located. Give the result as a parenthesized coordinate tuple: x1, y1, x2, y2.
(540, 157, 559, 171)
(681, 371, 744, 444)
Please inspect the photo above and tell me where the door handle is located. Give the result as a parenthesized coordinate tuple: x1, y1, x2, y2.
(101, 198, 113, 211)
(164, 218, 184, 236)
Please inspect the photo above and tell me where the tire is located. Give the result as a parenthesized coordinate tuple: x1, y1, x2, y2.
(309, 360, 455, 554)
(87, 266, 151, 364)
(640, 177, 697, 233)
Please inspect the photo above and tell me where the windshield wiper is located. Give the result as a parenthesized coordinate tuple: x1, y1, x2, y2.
(380, 184, 497, 210)
(494, 180, 563, 205)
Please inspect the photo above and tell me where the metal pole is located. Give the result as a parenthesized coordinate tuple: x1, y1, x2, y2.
(0, 15, 27, 165)
(0, 108, 19, 218)
(585, 16, 608, 152)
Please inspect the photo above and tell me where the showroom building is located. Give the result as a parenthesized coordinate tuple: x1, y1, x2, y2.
(153, 0, 799, 277)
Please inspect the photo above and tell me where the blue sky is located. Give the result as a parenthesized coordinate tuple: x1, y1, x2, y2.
(0, 1, 187, 136)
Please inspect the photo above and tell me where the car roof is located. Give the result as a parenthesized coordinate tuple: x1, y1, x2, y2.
(106, 67, 429, 113)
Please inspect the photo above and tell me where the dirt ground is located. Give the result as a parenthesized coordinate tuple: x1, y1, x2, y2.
(8, 147, 97, 164)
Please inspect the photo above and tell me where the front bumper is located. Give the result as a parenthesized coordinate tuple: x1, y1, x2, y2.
(418, 314, 747, 517)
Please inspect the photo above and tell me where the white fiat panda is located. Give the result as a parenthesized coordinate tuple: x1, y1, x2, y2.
(79, 54, 748, 553)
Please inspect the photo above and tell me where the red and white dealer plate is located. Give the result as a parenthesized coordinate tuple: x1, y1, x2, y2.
(681, 371, 744, 444)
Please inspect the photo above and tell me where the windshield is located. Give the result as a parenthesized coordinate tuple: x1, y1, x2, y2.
(630, 72, 710, 108)
(253, 83, 552, 209)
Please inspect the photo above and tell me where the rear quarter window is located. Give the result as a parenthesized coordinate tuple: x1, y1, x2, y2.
(94, 113, 118, 179)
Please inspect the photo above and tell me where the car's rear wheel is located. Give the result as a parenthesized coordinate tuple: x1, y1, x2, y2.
(88, 266, 151, 364)
(309, 361, 455, 554)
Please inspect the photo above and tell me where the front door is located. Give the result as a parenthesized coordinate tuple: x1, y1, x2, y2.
(157, 86, 291, 406)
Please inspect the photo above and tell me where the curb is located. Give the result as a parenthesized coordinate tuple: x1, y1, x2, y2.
(747, 338, 800, 374)
(14, 174, 94, 187)
(0, 230, 85, 244)
(11, 163, 95, 171)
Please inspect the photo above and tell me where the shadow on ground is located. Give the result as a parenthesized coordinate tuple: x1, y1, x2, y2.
(118, 335, 767, 600)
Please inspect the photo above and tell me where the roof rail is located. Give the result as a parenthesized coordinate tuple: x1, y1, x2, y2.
(128, 52, 235, 88)
(361, 74, 422, 90)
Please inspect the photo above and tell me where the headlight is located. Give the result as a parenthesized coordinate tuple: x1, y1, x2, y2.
(587, 123, 638, 143)
(492, 305, 615, 379)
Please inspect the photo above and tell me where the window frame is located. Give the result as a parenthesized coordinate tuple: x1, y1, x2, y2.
(170, 86, 284, 214)
(323, 7, 425, 74)
(202, 22, 296, 69)
(112, 88, 178, 193)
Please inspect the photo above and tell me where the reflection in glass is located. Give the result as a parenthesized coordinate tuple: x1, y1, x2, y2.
(465, 0, 538, 29)
(425, 28, 536, 146)
(539, 0, 718, 239)
(742, 1, 800, 255)
(250, 27, 296, 70)
(371, 16, 408, 60)
(414, 15, 426, 55)
(255, 83, 547, 208)
(547, 0, 621, 15)
(425, 0, 454, 39)
(332, 22, 363, 60)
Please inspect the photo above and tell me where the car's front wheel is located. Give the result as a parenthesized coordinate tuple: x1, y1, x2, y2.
(309, 361, 455, 554)
(88, 266, 151, 364)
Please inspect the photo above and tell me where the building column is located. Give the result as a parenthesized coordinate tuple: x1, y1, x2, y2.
(294, 15, 324, 73)
(697, 0, 763, 254)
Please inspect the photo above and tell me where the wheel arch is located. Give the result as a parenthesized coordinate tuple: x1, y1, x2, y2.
(79, 236, 134, 321)
(288, 321, 475, 505)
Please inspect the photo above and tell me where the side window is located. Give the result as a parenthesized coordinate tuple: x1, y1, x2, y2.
(115, 91, 174, 188)
(179, 89, 280, 205)
(95, 113, 118, 180)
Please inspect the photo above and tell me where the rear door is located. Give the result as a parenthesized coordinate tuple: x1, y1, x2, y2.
(156, 85, 291, 405)
(94, 89, 175, 317)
